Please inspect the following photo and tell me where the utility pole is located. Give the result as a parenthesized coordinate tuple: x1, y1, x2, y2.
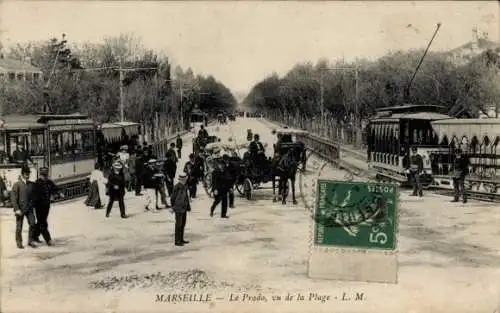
(320, 71, 325, 131)
(119, 60, 124, 122)
(113, 65, 158, 122)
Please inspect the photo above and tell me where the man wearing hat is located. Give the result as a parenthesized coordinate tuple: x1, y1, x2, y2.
(163, 149, 177, 196)
(183, 153, 198, 198)
(12, 144, 33, 164)
(405, 146, 424, 197)
(11, 165, 37, 248)
(105, 162, 128, 218)
(143, 159, 160, 211)
(33, 167, 58, 245)
(451, 148, 470, 203)
(209, 159, 232, 218)
(170, 172, 191, 246)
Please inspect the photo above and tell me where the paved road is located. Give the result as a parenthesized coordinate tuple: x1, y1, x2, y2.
(1, 118, 499, 313)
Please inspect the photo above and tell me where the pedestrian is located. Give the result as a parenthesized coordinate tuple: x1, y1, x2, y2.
(128, 149, 137, 192)
(209, 159, 232, 218)
(33, 167, 57, 246)
(183, 154, 198, 198)
(406, 146, 423, 197)
(11, 165, 37, 248)
(135, 148, 145, 196)
(176, 134, 183, 159)
(451, 148, 470, 203)
(105, 162, 128, 218)
(222, 154, 236, 209)
(163, 151, 177, 196)
(167, 142, 178, 164)
(143, 159, 160, 211)
(170, 172, 191, 246)
(85, 163, 108, 209)
(154, 161, 170, 209)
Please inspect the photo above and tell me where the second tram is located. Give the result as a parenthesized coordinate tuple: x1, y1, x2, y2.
(367, 104, 452, 187)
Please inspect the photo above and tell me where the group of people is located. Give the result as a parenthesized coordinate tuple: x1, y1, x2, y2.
(406, 146, 470, 202)
(11, 166, 58, 249)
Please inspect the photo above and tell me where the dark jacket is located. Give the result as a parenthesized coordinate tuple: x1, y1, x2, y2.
(167, 148, 178, 163)
(163, 158, 177, 179)
(106, 171, 126, 197)
(12, 149, 31, 163)
(11, 178, 34, 213)
(453, 155, 470, 178)
(248, 141, 264, 156)
(193, 155, 205, 178)
(198, 129, 208, 138)
(407, 154, 424, 173)
(143, 166, 157, 189)
(212, 165, 232, 193)
(33, 178, 57, 209)
(176, 137, 183, 149)
(170, 182, 191, 213)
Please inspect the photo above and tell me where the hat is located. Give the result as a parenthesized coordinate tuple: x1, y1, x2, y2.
(120, 145, 128, 150)
(148, 159, 157, 164)
(112, 162, 123, 169)
(21, 165, 31, 175)
(39, 167, 49, 175)
(178, 172, 188, 181)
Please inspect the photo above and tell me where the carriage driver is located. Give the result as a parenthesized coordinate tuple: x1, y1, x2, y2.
(248, 134, 265, 176)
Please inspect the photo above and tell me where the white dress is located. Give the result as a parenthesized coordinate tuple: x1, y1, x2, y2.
(89, 169, 108, 207)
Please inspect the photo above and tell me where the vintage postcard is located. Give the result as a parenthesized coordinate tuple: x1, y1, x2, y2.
(0, 1, 499, 312)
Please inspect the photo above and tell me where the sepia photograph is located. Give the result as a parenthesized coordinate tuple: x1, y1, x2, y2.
(0, 1, 499, 312)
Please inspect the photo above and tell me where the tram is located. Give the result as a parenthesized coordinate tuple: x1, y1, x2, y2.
(430, 118, 500, 201)
(0, 113, 96, 206)
(189, 109, 208, 133)
(367, 104, 452, 187)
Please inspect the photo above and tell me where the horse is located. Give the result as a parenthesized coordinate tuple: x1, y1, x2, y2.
(272, 149, 299, 205)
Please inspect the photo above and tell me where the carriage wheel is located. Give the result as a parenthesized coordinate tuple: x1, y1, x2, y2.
(203, 173, 214, 198)
(243, 178, 253, 200)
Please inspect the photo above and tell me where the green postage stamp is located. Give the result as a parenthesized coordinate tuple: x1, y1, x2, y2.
(314, 180, 398, 250)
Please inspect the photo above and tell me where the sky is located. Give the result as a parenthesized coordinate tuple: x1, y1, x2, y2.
(0, 1, 498, 95)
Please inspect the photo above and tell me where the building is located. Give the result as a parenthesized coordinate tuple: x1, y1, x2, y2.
(0, 54, 43, 83)
(447, 27, 500, 66)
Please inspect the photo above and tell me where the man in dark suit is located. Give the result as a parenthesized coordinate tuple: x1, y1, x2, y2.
(105, 162, 128, 218)
(451, 148, 470, 203)
(170, 172, 191, 246)
(33, 167, 57, 246)
(209, 159, 232, 218)
(11, 165, 37, 248)
(12, 144, 33, 164)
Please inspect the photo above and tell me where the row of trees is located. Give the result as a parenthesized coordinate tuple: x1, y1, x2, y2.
(244, 47, 500, 127)
(1, 33, 237, 131)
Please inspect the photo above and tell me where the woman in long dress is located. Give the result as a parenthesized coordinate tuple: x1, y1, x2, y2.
(85, 163, 108, 208)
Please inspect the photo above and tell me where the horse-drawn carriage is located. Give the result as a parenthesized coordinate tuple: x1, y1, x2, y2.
(192, 134, 219, 155)
(202, 128, 308, 203)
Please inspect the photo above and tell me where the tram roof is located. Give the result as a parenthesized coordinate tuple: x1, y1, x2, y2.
(370, 112, 452, 122)
(375, 104, 448, 115)
(190, 109, 207, 115)
(0, 114, 47, 130)
(431, 118, 500, 125)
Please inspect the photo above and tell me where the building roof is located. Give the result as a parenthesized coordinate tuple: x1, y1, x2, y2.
(0, 56, 43, 73)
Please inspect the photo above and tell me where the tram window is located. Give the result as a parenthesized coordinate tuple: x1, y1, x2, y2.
(73, 132, 83, 154)
(50, 133, 62, 158)
(61, 132, 74, 156)
(29, 133, 45, 156)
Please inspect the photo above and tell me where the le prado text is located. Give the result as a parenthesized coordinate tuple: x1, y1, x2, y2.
(155, 292, 365, 303)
